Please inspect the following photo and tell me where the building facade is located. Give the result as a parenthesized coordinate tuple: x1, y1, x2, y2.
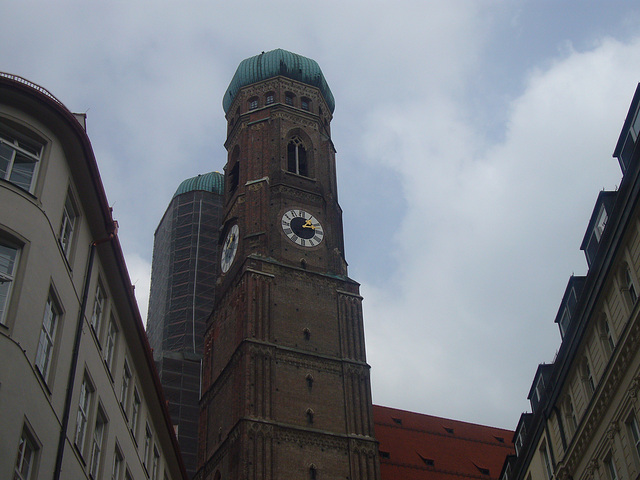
(146, 171, 224, 477)
(196, 49, 381, 480)
(502, 85, 640, 480)
(0, 73, 187, 480)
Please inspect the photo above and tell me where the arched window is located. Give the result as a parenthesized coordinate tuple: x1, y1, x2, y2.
(306, 408, 314, 424)
(285, 92, 294, 106)
(248, 97, 258, 110)
(265, 92, 275, 105)
(309, 464, 317, 480)
(301, 97, 311, 111)
(228, 147, 240, 193)
(287, 137, 308, 176)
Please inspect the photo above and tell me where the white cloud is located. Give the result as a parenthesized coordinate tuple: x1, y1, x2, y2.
(361, 36, 639, 427)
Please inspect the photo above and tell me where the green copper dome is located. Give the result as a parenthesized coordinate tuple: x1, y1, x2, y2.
(173, 171, 224, 198)
(223, 49, 335, 114)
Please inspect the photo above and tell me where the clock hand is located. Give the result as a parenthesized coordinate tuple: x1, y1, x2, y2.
(302, 220, 315, 230)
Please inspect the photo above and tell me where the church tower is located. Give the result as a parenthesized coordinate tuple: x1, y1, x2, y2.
(198, 49, 380, 480)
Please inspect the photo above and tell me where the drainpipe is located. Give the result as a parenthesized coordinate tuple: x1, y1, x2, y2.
(52, 234, 114, 480)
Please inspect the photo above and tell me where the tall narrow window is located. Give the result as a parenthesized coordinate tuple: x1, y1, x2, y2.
(540, 443, 553, 480)
(120, 361, 131, 411)
(131, 389, 141, 438)
(627, 413, 640, 459)
(35, 294, 60, 383)
(626, 267, 638, 305)
(0, 242, 19, 324)
(582, 357, 595, 396)
(0, 124, 43, 192)
(89, 408, 107, 478)
(564, 396, 577, 436)
(75, 376, 93, 456)
(104, 317, 118, 373)
(91, 283, 105, 335)
(287, 137, 308, 176)
(14, 427, 38, 480)
(601, 316, 616, 353)
(605, 453, 618, 480)
(143, 424, 152, 471)
(59, 191, 78, 258)
(111, 446, 123, 480)
(152, 446, 160, 480)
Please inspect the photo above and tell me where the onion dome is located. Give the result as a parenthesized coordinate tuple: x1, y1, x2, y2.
(223, 49, 335, 114)
(173, 171, 224, 198)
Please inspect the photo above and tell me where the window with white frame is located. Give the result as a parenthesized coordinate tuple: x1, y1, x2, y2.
(91, 282, 106, 335)
(627, 412, 640, 459)
(59, 191, 78, 258)
(111, 445, 124, 480)
(0, 123, 43, 193)
(89, 407, 107, 478)
(604, 453, 618, 480)
(0, 241, 19, 324)
(595, 205, 608, 241)
(540, 442, 553, 480)
(120, 361, 131, 411)
(564, 396, 578, 436)
(35, 293, 60, 383)
(104, 317, 118, 373)
(143, 424, 152, 471)
(601, 316, 616, 354)
(152, 446, 160, 480)
(581, 357, 595, 396)
(14, 426, 39, 480)
(131, 389, 141, 438)
(75, 375, 94, 456)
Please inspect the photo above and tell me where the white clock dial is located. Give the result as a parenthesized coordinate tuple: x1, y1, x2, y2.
(281, 209, 324, 247)
(221, 224, 239, 273)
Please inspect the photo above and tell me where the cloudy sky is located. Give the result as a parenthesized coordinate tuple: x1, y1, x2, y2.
(4, 1, 640, 430)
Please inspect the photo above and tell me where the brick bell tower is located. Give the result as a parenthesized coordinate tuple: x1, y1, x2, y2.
(197, 49, 381, 480)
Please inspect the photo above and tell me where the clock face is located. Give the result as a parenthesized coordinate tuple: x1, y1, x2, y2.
(220, 224, 239, 273)
(281, 209, 324, 247)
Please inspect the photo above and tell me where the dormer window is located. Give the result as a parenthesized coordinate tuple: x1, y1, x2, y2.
(595, 205, 608, 241)
(559, 308, 571, 338)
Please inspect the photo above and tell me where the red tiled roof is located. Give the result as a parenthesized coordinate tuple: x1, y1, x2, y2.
(374, 405, 514, 480)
